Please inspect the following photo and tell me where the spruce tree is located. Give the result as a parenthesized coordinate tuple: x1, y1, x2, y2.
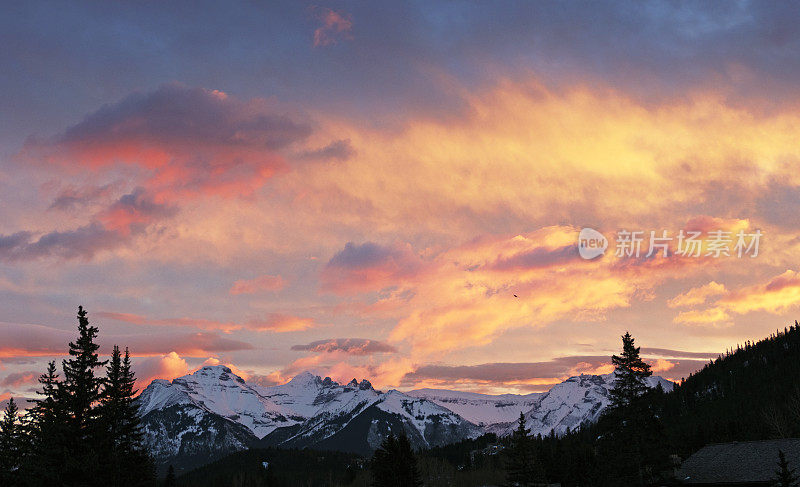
(23, 361, 68, 485)
(61, 305, 107, 485)
(98, 345, 153, 485)
(610, 331, 652, 409)
(599, 332, 667, 486)
(504, 412, 544, 487)
(0, 397, 22, 484)
(774, 449, 798, 487)
(370, 433, 423, 487)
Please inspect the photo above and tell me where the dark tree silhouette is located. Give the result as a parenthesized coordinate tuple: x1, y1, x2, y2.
(371, 433, 423, 487)
(610, 331, 652, 409)
(98, 345, 154, 485)
(504, 412, 544, 486)
(0, 397, 23, 484)
(24, 360, 68, 484)
(774, 449, 798, 487)
(13, 306, 153, 486)
(60, 305, 107, 484)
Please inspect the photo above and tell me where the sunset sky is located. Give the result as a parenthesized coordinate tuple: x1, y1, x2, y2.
(3, 1, 800, 401)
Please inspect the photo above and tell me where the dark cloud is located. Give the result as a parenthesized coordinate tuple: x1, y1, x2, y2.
(321, 241, 423, 293)
(49, 183, 116, 211)
(0, 371, 39, 387)
(59, 83, 311, 150)
(0, 321, 253, 357)
(0, 188, 174, 262)
(641, 347, 720, 360)
(403, 355, 709, 385)
(326, 242, 407, 269)
(291, 338, 397, 355)
(298, 139, 354, 161)
(754, 179, 800, 228)
(402, 355, 611, 384)
(490, 244, 580, 272)
(0, 223, 124, 261)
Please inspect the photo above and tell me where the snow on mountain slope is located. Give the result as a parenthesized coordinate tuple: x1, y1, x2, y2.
(407, 388, 541, 426)
(265, 386, 483, 453)
(490, 373, 674, 437)
(376, 390, 482, 440)
(272, 378, 384, 447)
(138, 365, 298, 438)
(136, 365, 674, 467)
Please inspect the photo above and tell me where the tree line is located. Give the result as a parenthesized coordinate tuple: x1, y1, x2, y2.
(0, 306, 153, 486)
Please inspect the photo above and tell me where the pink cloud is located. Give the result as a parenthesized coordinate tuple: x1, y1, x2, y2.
(0, 321, 253, 358)
(22, 84, 310, 201)
(312, 7, 353, 47)
(0, 371, 39, 387)
(98, 310, 317, 333)
(230, 274, 286, 295)
(321, 241, 424, 294)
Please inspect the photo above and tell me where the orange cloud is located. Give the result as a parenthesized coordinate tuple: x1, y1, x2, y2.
(373, 226, 700, 357)
(673, 270, 800, 327)
(668, 281, 727, 308)
(134, 351, 189, 387)
(97, 310, 317, 333)
(247, 313, 316, 332)
(230, 274, 286, 295)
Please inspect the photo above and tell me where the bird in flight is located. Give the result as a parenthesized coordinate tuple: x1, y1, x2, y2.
(513, 294, 518, 298)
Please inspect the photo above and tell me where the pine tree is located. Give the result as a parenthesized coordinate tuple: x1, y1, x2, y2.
(504, 412, 544, 487)
(60, 305, 107, 485)
(774, 449, 798, 487)
(98, 346, 153, 485)
(610, 331, 652, 409)
(370, 433, 423, 487)
(23, 360, 68, 484)
(0, 397, 22, 484)
(599, 331, 668, 486)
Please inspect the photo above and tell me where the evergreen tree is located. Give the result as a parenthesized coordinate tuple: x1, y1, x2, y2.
(98, 345, 153, 485)
(370, 433, 423, 487)
(60, 305, 107, 485)
(23, 361, 68, 485)
(610, 331, 652, 409)
(774, 449, 798, 487)
(504, 412, 544, 487)
(0, 397, 23, 484)
(597, 332, 668, 486)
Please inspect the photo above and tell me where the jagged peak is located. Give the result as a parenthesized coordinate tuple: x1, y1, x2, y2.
(288, 371, 322, 386)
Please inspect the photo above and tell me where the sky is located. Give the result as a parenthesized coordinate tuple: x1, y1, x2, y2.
(2, 1, 800, 401)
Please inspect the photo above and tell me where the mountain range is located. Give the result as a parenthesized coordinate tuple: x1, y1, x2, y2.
(135, 365, 673, 471)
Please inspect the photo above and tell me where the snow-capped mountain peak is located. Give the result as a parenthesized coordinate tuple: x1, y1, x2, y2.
(136, 367, 674, 469)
